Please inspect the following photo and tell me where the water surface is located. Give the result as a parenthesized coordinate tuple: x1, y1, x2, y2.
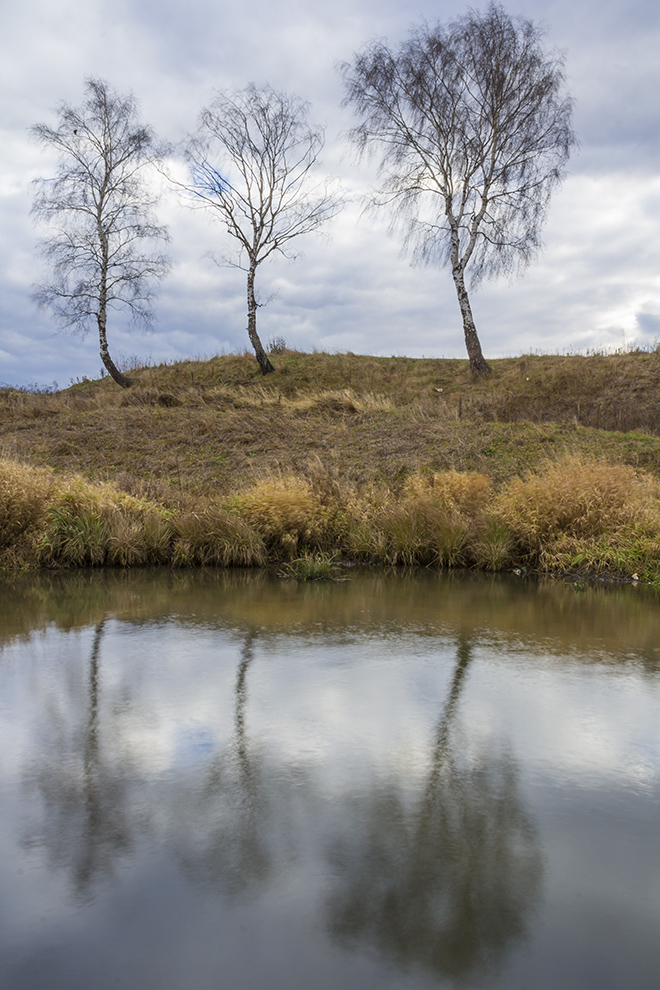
(1, 569, 659, 989)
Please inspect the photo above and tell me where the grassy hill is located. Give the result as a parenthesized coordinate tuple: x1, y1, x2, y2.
(3, 348, 660, 580)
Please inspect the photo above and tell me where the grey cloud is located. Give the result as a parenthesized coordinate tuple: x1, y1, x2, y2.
(1, 0, 659, 385)
(636, 309, 660, 338)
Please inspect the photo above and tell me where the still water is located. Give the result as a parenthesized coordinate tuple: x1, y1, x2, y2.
(0, 568, 658, 990)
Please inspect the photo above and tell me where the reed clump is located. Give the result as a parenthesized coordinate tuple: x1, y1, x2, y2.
(279, 551, 339, 581)
(0, 458, 265, 570)
(36, 477, 174, 568)
(496, 456, 660, 578)
(0, 459, 55, 547)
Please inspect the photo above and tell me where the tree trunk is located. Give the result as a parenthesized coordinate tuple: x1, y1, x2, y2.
(451, 265, 491, 376)
(97, 228, 132, 388)
(97, 314, 133, 388)
(246, 263, 274, 376)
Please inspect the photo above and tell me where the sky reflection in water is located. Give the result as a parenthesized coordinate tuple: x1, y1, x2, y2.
(0, 569, 659, 990)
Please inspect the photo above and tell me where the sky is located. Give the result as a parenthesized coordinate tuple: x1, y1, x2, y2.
(0, 0, 658, 388)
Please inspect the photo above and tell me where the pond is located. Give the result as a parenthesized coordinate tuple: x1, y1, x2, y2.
(0, 568, 659, 990)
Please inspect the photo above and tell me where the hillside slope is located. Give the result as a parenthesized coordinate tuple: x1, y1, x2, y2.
(3, 350, 660, 580)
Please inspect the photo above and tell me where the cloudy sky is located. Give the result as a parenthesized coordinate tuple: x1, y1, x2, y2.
(1, 0, 658, 387)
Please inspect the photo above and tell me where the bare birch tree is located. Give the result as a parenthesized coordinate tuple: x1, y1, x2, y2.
(31, 78, 169, 388)
(341, 2, 576, 375)
(184, 83, 342, 375)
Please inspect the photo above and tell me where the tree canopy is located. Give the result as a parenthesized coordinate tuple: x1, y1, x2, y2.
(184, 83, 342, 374)
(31, 78, 169, 387)
(341, 3, 576, 374)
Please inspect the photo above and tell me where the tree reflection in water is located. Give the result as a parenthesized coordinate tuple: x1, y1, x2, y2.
(19, 612, 542, 982)
(23, 619, 135, 897)
(175, 631, 278, 896)
(175, 630, 542, 982)
(5, 570, 657, 988)
(324, 635, 543, 982)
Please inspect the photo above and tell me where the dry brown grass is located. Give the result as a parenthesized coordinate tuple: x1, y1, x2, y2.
(3, 351, 660, 503)
(496, 457, 660, 547)
(344, 469, 503, 568)
(2, 452, 660, 579)
(405, 470, 491, 515)
(230, 472, 346, 558)
(0, 460, 54, 543)
(495, 456, 660, 577)
(171, 507, 266, 567)
(34, 475, 171, 568)
(3, 349, 660, 578)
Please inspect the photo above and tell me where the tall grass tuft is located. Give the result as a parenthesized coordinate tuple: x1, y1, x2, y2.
(472, 517, 515, 571)
(171, 507, 266, 567)
(42, 504, 109, 566)
(497, 457, 659, 545)
(405, 470, 491, 515)
(106, 509, 175, 566)
(36, 478, 171, 567)
(346, 470, 493, 567)
(496, 456, 660, 576)
(279, 551, 338, 580)
(231, 474, 341, 558)
(0, 459, 54, 549)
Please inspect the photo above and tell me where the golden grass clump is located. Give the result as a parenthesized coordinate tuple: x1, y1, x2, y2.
(371, 501, 472, 566)
(37, 477, 172, 567)
(405, 469, 492, 516)
(231, 473, 340, 558)
(0, 458, 55, 550)
(0, 457, 286, 570)
(495, 456, 660, 575)
(497, 457, 660, 545)
(0, 460, 178, 568)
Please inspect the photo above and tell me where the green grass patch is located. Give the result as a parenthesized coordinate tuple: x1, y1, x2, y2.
(278, 552, 339, 581)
